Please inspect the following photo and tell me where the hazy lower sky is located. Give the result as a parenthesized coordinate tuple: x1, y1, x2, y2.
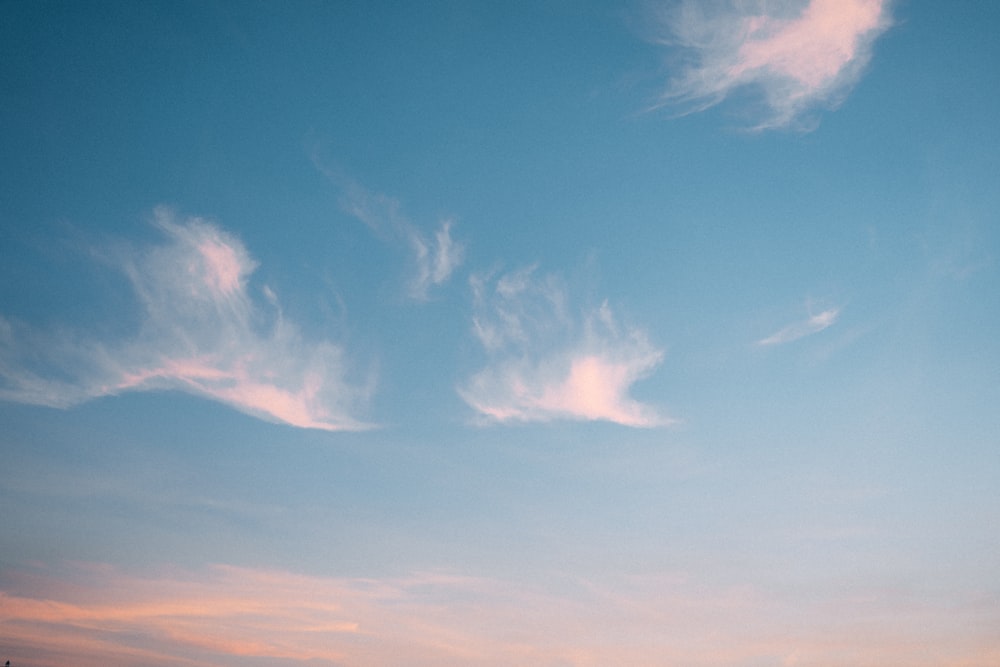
(2, 1, 999, 665)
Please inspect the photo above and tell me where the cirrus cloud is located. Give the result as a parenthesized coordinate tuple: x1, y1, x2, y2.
(652, 0, 893, 130)
(459, 266, 669, 427)
(338, 180, 465, 301)
(757, 306, 840, 346)
(0, 208, 374, 431)
(314, 156, 465, 301)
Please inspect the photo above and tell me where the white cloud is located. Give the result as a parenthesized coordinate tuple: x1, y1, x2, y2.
(337, 177, 464, 300)
(0, 208, 374, 431)
(653, 0, 892, 129)
(460, 266, 669, 427)
(757, 307, 840, 346)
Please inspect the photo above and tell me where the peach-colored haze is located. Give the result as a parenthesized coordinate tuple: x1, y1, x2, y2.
(658, 0, 892, 129)
(2, 562, 998, 667)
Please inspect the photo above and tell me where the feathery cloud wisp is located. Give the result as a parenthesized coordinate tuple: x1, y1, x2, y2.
(408, 218, 464, 301)
(654, 0, 892, 130)
(337, 177, 464, 300)
(460, 266, 668, 427)
(757, 307, 840, 346)
(0, 208, 373, 431)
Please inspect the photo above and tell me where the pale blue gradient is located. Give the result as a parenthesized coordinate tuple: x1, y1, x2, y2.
(1, 2, 998, 665)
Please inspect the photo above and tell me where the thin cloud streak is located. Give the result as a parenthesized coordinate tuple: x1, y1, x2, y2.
(408, 217, 464, 301)
(653, 0, 892, 130)
(0, 208, 374, 431)
(1, 562, 997, 667)
(460, 266, 669, 427)
(758, 307, 840, 346)
(328, 168, 464, 300)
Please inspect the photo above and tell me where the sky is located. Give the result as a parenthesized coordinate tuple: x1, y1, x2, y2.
(1, 1, 999, 665)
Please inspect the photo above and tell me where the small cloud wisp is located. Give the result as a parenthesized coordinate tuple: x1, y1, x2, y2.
(336, 177, 464, 301)
(757, 307, 840, 346)
(460, 266, 669, 427)
(0, 208, 373, 431)
(653, 0, 892, 130)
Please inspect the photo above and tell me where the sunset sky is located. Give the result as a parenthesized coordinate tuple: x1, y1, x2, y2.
(2, 1, 999, 665)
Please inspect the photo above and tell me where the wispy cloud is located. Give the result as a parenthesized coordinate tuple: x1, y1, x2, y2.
(326, 167, 464, 300)
(459, 266, 668, 427)
(413, 218, 464, 299)
(0, 208, 373, 430)
(2, 562, 997, 667)
(652, 0, 892, 130)
(757, 306, 840, 346)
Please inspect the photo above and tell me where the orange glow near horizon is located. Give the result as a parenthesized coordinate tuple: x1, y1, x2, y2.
(2, 562, 999, 667)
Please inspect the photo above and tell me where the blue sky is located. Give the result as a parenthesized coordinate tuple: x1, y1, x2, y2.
(1, 1, 999, 665)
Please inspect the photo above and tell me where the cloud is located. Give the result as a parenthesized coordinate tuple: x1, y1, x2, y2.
(459, 266, 669, 427)
(332, 173, 464, 300)
(757, 306, 840, 345)
(409, 218, 464, 300)
(2, 562, 998, 667)
(653, 0, 892, 129)
(0, 208, 373, 431)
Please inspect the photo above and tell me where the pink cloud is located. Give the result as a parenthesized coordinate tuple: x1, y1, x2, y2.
(539, 354, 657, 424)
(461, 270, 669, 427)
(654, 0, 892, 129)
(0, 208, 374, 431)
(196, 236, 248, 297)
